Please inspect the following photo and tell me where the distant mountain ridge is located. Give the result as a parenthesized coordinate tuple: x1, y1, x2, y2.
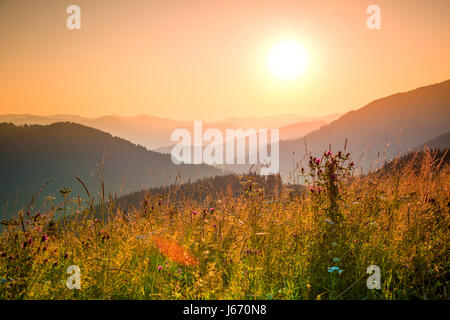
(218, 113, 342, 129)
(0, 113, 342, 150)
(414, 131, 450, 151)
(277, 79, 450, 177)
(0, 122, 222, 216)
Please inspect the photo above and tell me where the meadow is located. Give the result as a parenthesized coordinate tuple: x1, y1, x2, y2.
(0, 149, 448, 300)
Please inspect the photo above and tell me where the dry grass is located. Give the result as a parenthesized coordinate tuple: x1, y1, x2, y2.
(0, 149, 448, 300)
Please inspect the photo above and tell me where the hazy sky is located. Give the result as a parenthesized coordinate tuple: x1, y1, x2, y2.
(1, 0, 449, 120)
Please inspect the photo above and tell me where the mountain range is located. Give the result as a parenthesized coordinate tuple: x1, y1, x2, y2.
(277, 79, 450, 179)
(0, 113, 340, 150)
(0, 122, 222, 216)
(1, 79, 449, 213)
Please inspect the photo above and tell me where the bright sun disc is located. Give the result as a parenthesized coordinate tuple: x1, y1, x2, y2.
(268, 40, 308, 80)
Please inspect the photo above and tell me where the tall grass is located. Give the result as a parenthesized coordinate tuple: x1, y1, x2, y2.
(0, 149, 448, 300)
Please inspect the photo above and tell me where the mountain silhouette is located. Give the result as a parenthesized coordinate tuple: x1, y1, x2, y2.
(277, 79, 450, 177)
(414, 131, 450, 151)
(0, 113, 340, 150)
(0, 122, 222, 216)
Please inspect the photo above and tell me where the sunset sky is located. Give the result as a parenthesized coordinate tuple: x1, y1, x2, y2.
(1, 0, 449, 121)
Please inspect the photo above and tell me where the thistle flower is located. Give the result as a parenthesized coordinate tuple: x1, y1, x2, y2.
(157, 265, 163, 271)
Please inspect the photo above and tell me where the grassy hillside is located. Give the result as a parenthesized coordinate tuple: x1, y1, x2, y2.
(0, 148, 448, 299)
(116, 173, 283, 210)
(0, 122, 223, 216)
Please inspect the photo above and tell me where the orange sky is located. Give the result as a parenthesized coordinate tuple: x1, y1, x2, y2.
(0, 0, 449, 120)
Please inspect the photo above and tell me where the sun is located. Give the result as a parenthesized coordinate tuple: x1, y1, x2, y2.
(267, 40, 308, 80)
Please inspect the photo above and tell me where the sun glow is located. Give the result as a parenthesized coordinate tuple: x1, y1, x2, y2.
(267, 40, 308, 80)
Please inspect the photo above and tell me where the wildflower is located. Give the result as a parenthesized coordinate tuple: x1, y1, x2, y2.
(64, 253, 70, 259)
(0, 278, 13, 285)
(41, 235, 48, 242)
(153, 236, 198, 266)
(315, 158, 320, 165)
(209, 208, 215, 213)
(330, 173, 336, 180)
(327, 266, 340, 273)
(157, 265, 163, 271)
(326, 151, 332, 156)
(192, 210, 198, 215)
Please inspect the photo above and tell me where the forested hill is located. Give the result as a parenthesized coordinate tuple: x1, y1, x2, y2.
(0, 122, 223, 216)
